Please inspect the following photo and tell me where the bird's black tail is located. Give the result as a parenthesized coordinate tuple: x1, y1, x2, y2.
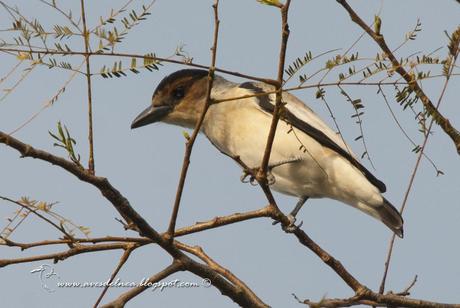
(376, 198, 404, 238)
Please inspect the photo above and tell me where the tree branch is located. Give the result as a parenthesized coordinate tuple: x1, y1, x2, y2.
(0, 242, 133, 267)
(0, 47, 277, 85)
(0, 131, 268, 307)
(296, 292, 460, 308)
(176, 241, 265, 305)
(80, 0, 96, 173)
(258, 0, 292, 181)
(0, 206, 272, 251)
(94, 245, 135, 308)
(175, 205, 272, 236)
(336, 0, 460, 154)
(0, 195, 70, 238)
(100, 261, 184, 308)
(166, 0, 221, 239)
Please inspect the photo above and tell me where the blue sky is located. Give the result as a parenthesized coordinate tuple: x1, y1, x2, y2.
(1, 0, 459, 307)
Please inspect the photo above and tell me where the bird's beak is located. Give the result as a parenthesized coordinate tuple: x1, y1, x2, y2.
(131, 105, 172, 129)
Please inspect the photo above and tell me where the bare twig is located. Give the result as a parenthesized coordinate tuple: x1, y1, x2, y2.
(377, 85, 441, 174)
(296, 292, 460, 308)
(258, 0, 292, 181)
(80, 0, 96, 174)
(100, 261, 183, 308)
(0, 206, 272, 251)
(176, 241, 265, 305)
(0, 237, 147, 250)
(166, 0, 221, 239)
(38, 0, 82, 32)
(94, 245, 135, 308)
(8, 61, 85, 135)
(396, 275, 418, 297)
(0, 242, 133, 267)
(175, 206, 272, 236)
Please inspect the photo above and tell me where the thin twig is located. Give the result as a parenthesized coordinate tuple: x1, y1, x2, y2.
(176, 241, 264, 304)
(80, 0, 96, 174)
(378, 26, 459, 294)
(100, 261, 184, 308)
(0, 206, 272, 250)
(166, 0, 220, 239)
(175, 205, 272, 236)
(0, 195, 70, 238)
(38, 0, 82, 32)
(8, 61, 85, 135)
(0, 47, 278, 85)
(258, 0, 291, 181)
(377, 85, 441, 174)
(94, 245, 135, 308)
(0, 242, 132, 267)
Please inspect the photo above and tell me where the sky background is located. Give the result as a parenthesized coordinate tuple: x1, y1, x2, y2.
(1, 0, 459, 307)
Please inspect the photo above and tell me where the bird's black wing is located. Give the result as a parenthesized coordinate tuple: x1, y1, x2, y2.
(239, 82, 387, 193)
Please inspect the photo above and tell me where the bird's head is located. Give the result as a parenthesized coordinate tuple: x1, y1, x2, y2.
(131, 69, 210, 129)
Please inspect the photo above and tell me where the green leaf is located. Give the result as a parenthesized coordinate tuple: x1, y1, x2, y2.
(257, 0, 282, 7)
(374, 15, 382, 35)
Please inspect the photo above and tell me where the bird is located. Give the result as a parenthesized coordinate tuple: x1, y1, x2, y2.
(131, 69, 404, 238)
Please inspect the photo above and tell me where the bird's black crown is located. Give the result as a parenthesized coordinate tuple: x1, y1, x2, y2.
(154, 69, 209, 96)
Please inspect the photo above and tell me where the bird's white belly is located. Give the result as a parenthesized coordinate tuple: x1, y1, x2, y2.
(203, 102, 382, 207)
(204, 103, 331, 198)
(269, 162, 328, 198)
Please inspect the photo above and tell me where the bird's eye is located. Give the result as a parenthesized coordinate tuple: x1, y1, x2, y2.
(172, 86, 185, 99)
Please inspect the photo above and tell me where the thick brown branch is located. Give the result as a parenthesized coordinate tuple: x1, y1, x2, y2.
(337, 0, 460, 154)
(292, 228, 364, 292)
(0, 131, 268, 307)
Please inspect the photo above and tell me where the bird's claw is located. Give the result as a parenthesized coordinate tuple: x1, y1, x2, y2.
(240, 171, 258, 186)
(267, 171, 276, 186)
(240, 169, 276, 186)
(272, 215, 303, 232)
(283, 217, 303, 233)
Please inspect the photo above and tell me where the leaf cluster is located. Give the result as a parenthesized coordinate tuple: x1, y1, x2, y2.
(48, 122, 82, 167)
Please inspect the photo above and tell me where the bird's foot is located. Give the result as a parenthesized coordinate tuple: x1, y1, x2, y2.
(272, 214, 303, 232)
(240, 169, 276, 186)
(240, 170, 258, 186)
(282, 215, 303, 233)
(266, 171, 276, 186)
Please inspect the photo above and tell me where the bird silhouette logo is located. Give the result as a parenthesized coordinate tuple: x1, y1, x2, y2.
(30, 264, 61, 293)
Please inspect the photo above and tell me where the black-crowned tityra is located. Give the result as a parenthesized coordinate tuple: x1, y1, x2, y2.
(131, 69, 404, 238)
